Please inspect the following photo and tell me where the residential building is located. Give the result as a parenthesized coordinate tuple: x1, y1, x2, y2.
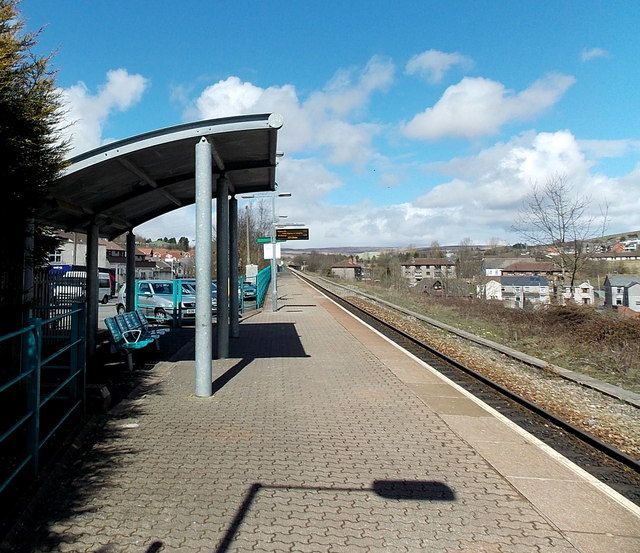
(563, 282, 595, 305)
(477, 278, 502, 301)
(501, 276, 550, 309)
(604, 275, 640, 312)
(400, 258, 456, 286)
(483, 257, 535, 277)
(591, 251, 640, 262)
(48, 232, 108, 267)
(330, 261, 362, 281)
(502, 261, 561, 277)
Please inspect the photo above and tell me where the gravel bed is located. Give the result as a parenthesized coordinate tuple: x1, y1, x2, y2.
(313, 277, 640, 459)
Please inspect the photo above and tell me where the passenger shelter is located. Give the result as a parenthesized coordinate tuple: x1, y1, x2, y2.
(32, 114, 284, 396)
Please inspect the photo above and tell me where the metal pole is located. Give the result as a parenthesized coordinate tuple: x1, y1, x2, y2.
(229, 196, 239, 338)
(246, 206, 251, 265)
(216, 175, 230, 358)
(125, 230, 136, 312)
(86, 220, 99, 362)
(195, 137, 213, 397)
(271, 194, 277, 312)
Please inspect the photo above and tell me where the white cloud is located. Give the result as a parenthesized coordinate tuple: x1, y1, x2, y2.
(58, 69, 148, 156)
(413, 130, 633, 242)
(136, 130, 639, 248)
(405, 49, 473, 83)
(578, 139, 640, 158)
(581, 47, 609, 62)
(186, 57, 394, 167)
(403, 74, 575, 140)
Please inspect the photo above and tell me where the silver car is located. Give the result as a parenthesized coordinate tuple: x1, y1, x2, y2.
(116, 279, 213, 322)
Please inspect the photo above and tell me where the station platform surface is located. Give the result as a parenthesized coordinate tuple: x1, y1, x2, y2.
(4, 272, 639, 553)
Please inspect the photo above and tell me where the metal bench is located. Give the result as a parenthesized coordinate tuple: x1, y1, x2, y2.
(134, 308, 171, 338)
(104, 314, 159, 370)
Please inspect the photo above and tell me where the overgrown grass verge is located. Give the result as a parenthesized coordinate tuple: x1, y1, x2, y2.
(339, 279, 640, 393)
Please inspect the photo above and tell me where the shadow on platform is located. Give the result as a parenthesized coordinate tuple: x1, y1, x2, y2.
(215, 480, 456, 553)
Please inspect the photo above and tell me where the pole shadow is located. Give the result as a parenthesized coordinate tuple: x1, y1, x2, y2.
(214, 480, 456, 553)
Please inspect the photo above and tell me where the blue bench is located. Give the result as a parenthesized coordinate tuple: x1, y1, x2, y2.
(104, 312, 164, 370)
(134, 308, 171, 338)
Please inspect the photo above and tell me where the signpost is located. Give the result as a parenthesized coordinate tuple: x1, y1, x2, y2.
(257, 236, 284, 244)
(275, 228, 309, 241)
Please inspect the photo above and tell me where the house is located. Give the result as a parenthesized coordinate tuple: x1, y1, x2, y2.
(48, 232, 108, 267)
(483, 257, 535, 277)
(501, 261, 562, 287)
(604, 275, 640, 312)
(400, 258, 456, 286)
(563, 281, 595, 306)
(591, 251, 640, 262)
(501, 276, 550, 309)
(485, 279, 503, 300)
(330, 261, 362, 281)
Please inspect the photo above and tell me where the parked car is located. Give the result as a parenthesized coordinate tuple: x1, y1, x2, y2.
(183, 279, 243, 303)
(116, 279, 214, 322)
(241, 282, 257, 300)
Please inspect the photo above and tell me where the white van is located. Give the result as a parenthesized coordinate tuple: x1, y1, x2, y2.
(53, 271, 112, 304)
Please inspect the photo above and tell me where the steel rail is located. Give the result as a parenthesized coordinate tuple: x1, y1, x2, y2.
(296, 271, 640, 474)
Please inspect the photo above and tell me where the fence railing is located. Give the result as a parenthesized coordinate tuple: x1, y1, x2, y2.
(255, 266, 271, 308)
(0, 303, 86, 495)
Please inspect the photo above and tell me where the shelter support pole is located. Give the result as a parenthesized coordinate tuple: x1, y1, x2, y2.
(271, 194, 277, 312)
(86, 220, 99, 361)
(195, 137, 213, 397)
(229, 195, 239, 338)
(216, 176, 230, 359)
(125, 230, 136, 312)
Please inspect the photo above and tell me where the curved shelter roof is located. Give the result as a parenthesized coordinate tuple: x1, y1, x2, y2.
(39, 113, 283, 239)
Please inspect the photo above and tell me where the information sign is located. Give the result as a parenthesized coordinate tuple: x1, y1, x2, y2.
(276, 228, 309, 241)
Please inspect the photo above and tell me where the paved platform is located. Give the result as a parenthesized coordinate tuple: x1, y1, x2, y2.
(4, 273, 639, 552)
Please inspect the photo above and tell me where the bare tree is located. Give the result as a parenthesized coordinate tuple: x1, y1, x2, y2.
(513, 174, 608, 288)
(456, 237, 482, 279)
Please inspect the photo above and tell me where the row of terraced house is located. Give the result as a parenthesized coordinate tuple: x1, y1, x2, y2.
(329, 255, 640, 313)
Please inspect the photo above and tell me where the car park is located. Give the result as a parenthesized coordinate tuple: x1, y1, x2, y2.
(116, 279, 214, 322)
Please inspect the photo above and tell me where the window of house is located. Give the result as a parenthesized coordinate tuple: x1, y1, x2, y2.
(616, 298, 622, 305)
(617, 287, 624, 293)
(581, 288, 589, 293)
(48, 249, 62, 263)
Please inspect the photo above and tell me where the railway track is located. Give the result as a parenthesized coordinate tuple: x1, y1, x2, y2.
(293, 270, 640, 504)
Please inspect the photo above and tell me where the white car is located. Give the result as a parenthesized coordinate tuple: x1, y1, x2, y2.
(117, 279, 215, 322)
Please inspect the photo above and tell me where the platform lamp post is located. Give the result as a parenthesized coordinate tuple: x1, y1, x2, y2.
(240, 191, 292, 311)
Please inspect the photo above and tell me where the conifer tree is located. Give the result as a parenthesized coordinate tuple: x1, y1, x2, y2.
(0, 0, 67, 320)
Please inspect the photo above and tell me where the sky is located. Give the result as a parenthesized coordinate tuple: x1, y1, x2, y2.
(21, 0, 640, 249)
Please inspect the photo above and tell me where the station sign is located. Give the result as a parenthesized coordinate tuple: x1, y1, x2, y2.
(256, 236, 285, 244)
(276, 228, 309, 241)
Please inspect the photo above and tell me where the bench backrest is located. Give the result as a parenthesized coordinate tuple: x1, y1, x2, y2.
(105, 316, 125, 346)
(122, 312, 142, 333)
(135, 308, 151, 331)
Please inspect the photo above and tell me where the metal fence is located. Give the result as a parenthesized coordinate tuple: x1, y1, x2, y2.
(255, 266, 271, 308)
(0, 304, 86, 496)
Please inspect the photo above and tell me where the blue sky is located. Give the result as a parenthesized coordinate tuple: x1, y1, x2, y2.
(23, 1, 640, 247)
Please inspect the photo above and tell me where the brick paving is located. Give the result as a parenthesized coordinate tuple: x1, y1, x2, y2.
(3, 274, 589, 552)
